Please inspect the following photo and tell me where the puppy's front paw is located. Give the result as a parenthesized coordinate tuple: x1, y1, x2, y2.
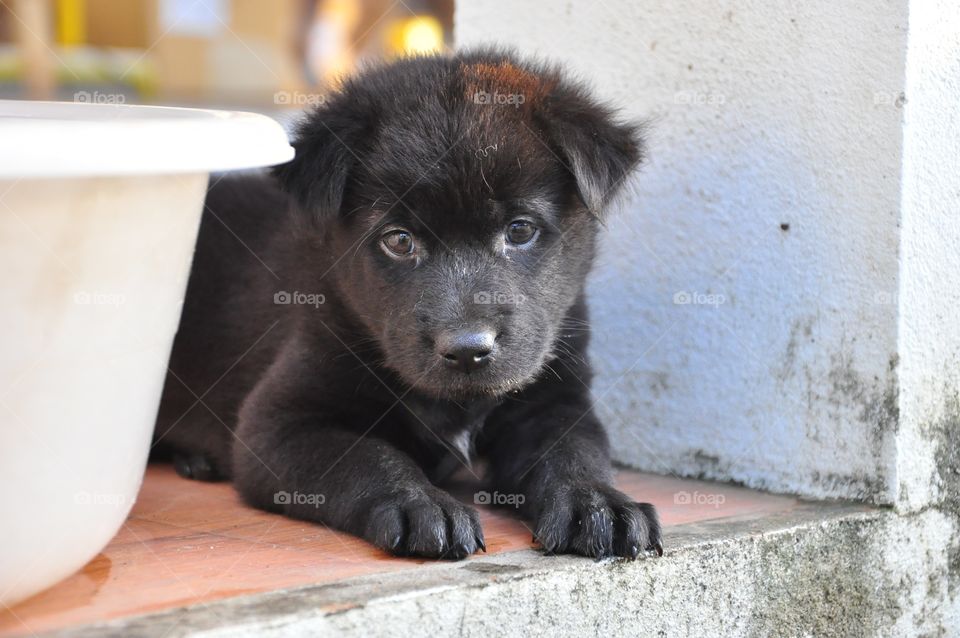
(173, 452, 221, 481)
(533, 483, 662, 559)
(363, 488, 485, 560)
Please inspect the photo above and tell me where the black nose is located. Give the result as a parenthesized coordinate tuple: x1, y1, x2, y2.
(437, 330, 496, 373)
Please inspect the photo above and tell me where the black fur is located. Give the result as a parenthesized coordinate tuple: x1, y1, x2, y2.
(153, 49, 661, 560)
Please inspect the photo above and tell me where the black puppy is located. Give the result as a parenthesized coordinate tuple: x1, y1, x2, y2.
(153, 48, 661, 560)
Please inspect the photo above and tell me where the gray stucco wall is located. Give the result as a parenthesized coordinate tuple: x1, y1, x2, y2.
(455, 0, 958, 507)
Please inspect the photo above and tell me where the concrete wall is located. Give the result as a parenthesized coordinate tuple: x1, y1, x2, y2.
(456, 0, 958, 505)
(894, 0, 960, 513)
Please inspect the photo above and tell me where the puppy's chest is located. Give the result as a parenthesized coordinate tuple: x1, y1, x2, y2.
(401, 397, 500, 481)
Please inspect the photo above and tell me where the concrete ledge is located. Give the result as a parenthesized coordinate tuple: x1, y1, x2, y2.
(50, 501, 957, 637)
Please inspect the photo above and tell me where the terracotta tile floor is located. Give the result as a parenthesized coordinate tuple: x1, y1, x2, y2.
(0, 464, 801, 636)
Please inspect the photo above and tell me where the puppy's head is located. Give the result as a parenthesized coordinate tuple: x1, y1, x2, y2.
(275, 49, 643, 399)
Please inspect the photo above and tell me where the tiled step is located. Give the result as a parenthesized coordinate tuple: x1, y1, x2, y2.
(3, 464, 932, 637)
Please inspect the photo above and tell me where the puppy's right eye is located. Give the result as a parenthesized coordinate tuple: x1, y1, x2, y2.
(505, 219, 538, 246)
(381, 229, 416, 258)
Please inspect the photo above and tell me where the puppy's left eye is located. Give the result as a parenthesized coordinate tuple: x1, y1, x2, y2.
(505, 220, 538, 246)
(381, 229, 416, 258)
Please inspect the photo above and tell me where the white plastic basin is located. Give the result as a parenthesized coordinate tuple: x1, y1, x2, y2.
(0, 100, 293, 606)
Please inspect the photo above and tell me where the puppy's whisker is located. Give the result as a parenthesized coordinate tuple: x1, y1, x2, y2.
(554, 339, 589, 366)
(542, 362, 563, 381)
(479, 162, 493, 194)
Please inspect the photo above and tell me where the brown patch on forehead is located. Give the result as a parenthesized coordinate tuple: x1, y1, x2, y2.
(459, 61, 553, 108)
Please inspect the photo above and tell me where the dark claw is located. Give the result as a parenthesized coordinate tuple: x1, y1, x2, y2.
(477, 535, 487, 552)
(363, 489, 483, 559)
(445, 545, 468, 560)
(532, 487, 662, 560)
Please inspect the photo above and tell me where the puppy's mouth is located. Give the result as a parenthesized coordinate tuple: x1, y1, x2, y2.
(380, 326, 555, 401)
(399, 351, 548, 401)
(413, 368, 528, 400)
(414, 378, 528, 401)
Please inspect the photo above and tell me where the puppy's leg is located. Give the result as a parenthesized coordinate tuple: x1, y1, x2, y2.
(231, 347, 484, 560)
(484, 392, 662, 559)
(153, 403, 232, 482)
(234, 420, 484, 559)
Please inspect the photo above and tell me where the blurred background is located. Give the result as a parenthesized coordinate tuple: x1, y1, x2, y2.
(0, 0, 452, 111)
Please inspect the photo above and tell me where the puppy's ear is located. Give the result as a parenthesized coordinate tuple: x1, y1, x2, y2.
(272, 101, 371, 218)
(538, 85, 644, 216)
